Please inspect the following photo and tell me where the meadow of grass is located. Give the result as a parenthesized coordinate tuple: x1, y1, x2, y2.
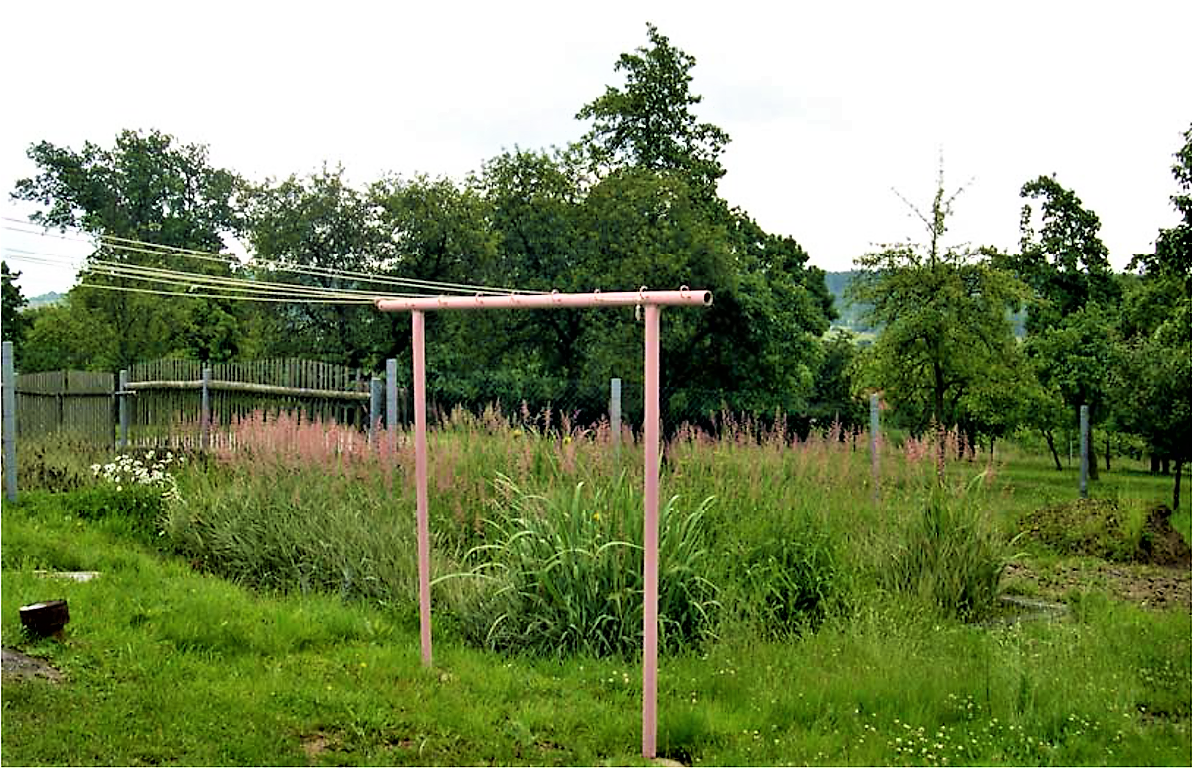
(1, 409, 1190, 766)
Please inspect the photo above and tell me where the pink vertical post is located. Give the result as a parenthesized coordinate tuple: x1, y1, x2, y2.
(642, 303, 660, 759)
(412, 310, 433, 665)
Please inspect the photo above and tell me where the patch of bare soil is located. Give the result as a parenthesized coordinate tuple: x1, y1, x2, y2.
(300, 733, 330, 763)
(1, 648, 64, 683)
(1004, 560, 1191, 610)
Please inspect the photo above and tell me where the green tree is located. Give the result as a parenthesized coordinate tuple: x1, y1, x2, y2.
(850, 167, 1029, 456)
(1004, 174, 1121, 478)
(1, 261, 30, 362)
(1022, 302, 1118, 479)
(18, 300, 118, 372)
(1009, 175, 1120, 334)
(566, 24, 832, 424)
(576, 23, 730, 195)
(243, 167, 386, 368)
(1110, 126, 1192, 509)
(11, 129, 245, 368)
(806, 329, 868, 433)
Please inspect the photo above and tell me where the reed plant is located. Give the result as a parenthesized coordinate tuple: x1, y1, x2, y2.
(445, 473, 719, 658)
(884, 475, 1009, 621)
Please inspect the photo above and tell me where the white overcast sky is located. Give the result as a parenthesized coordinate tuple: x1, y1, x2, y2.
(1, 0, 1191, 296)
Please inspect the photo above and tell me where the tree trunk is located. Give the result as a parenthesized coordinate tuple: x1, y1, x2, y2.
(1105, 434, 1111, 472)
(1087, 423, 1099, 482)
(1151, 454, 1161, 474)
(1173, 459, 1184, 514)
(1044, 430, 1063, 471)
(1163, 458, 1171, 475)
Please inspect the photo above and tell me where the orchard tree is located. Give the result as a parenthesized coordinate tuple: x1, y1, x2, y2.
(1111, 126, 1192, 508)
(851, 166, 1029, 453)
(1010, 175, 1120, 334)
(1003, 174, 1121, 477)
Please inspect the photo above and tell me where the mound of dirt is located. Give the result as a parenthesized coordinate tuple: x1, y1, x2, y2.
(1019, 499, 1191, 567)
(1139, 504, 1192, 567)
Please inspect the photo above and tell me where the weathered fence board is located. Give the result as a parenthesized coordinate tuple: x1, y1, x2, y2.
(15, 370, 115, 445)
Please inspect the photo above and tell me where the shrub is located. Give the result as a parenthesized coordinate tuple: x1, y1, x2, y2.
(447, 473, 719, 658)
(886, 476, 1007, 621)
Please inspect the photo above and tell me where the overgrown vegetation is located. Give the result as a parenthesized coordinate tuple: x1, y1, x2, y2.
(1, 441, 1190, 765)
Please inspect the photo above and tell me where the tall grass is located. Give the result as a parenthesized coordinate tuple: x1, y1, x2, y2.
(884, 476, 1008, 621)
(164, 411, 424, 611)
(446, 473, 718, 657)
(154, 405, 1015, 651)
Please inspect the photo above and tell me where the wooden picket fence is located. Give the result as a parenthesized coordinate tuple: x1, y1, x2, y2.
(15, 370, 115, 445)
(125, 358, 373, 449)
(11, 358, 377, 451)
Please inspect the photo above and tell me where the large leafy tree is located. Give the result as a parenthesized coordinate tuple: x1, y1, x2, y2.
(244, 167, 387, 368)
(11, 129, 245, 368)
(1110, 127, 1192, 509)
(576, 23, 730, 196)
(566, 24, 832, 425)
(850, 168, 1029, 450)
(1003, 175, 1120, 478)
(1010, 175, 1120, 334)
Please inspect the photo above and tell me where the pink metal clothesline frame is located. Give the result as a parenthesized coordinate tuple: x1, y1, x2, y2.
(375, 287, 712, 759)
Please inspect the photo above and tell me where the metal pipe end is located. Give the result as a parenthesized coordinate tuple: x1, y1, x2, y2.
(701, 291, 713, 305)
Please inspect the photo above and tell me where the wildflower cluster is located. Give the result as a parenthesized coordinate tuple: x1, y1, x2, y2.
(91, 450, 184, 502)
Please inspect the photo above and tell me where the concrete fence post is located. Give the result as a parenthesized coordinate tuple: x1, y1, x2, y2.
(870, 393, 881, 502)
(1079, 405, 1089, 499)
(2, 341, 17, 503)
(610, 377, 622, 466)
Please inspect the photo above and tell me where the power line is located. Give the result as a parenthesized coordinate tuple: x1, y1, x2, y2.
(1, 218, 543, 296)
(77, 283, 376, 304)
(5, 246, 419, 300)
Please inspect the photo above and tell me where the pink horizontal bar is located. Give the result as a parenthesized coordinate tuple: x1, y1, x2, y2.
(375, 289, 711, 313)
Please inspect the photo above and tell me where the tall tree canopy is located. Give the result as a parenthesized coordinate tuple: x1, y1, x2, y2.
(11, 129, 246, 367)
(576, 23, 730, 195)
(1008, 175, 1119, 334)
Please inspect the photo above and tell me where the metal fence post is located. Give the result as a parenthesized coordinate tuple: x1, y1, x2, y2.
(2, 342, 17, 503)
(1079, 405, 1089, 499)
(201, 366, 212, 451)
(610, 377, 622, 466)
(118, 369, 129, 450)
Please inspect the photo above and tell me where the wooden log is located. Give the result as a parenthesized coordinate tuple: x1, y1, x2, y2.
(125, 379, 370, 401)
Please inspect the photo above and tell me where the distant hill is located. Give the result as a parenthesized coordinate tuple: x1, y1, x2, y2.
(823, 271, 872, 333)
(26, 291, 65, 309)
